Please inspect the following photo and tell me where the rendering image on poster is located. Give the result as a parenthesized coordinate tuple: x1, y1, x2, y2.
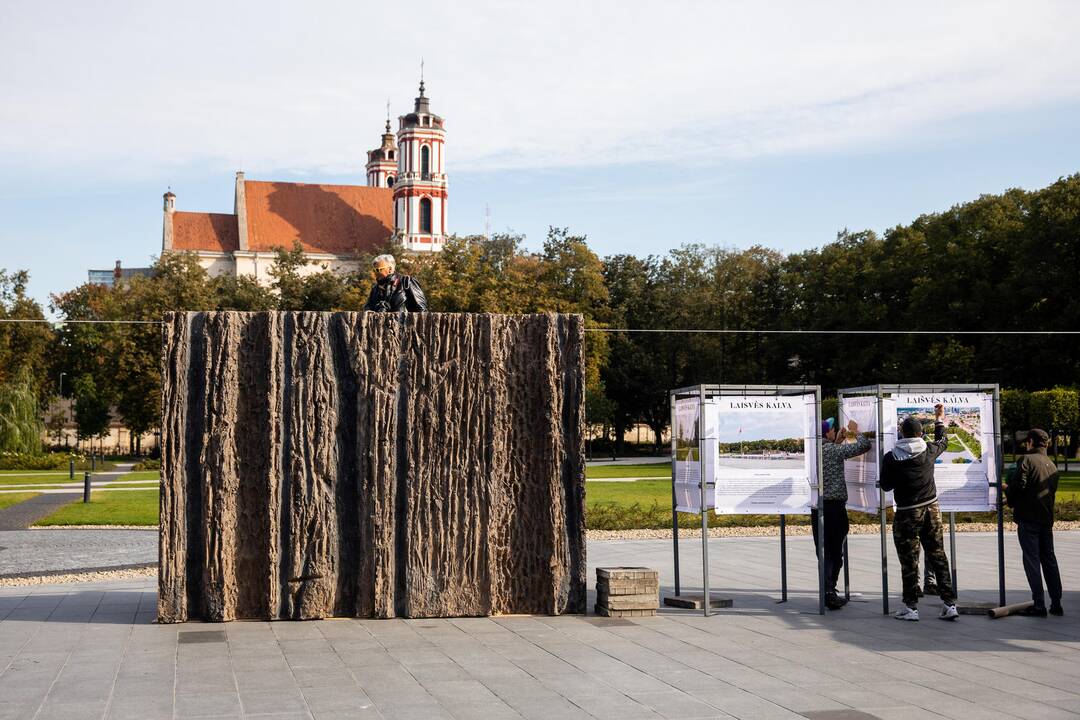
(840, 395, 887, 513)
(888, 393, 997, 512)
(712, 395, 814, 515)
(673, 396, 711, 513)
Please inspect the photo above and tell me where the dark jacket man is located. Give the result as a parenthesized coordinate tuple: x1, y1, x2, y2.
(881, 406, 957, 620)
(1006, 432, 1059, 525)
(880, 418, 948, 509)
(1005, 428, 1063, 616)
(363, 254, 427, 312)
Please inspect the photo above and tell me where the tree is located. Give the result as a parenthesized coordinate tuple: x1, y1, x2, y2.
(0, 269, 54, 403)
(1029, 388, 1079, 461)
(72, 373, 111, 444)
(0, 367, 43, 454)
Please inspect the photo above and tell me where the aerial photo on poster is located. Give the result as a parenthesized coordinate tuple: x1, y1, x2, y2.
(891, 393, 997, 511)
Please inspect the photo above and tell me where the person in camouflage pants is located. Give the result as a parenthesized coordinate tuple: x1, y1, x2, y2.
(893, 504, 955, 608)
(881, 403, 958, 620)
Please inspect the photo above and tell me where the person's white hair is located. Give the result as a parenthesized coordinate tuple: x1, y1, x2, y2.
(372, 254, 396, 272)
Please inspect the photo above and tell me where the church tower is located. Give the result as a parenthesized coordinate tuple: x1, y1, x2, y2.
(366, 107, 398, 188)
(393, 76, 447, 252)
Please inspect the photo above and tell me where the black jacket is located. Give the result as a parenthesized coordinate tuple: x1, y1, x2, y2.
(880, 421, 948, 510)
(363, 273, 427, 312)
(1005, 448, 1058, 525)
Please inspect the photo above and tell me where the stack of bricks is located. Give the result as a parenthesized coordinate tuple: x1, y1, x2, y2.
(595, 567, 659, 617)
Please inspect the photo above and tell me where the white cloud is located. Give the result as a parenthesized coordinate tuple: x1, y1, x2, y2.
(1, 0, 1078, 179)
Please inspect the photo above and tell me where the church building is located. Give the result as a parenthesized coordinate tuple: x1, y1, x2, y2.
(161, 80, 447, 282)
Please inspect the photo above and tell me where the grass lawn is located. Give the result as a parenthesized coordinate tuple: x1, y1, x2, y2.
(105, 470, 160, 488)
(34, 490, 159, 526)
(1058, 472, 1080, 501)
(0, 492, 39, 510)
(585, 470, 1080, 529)
(586, 462, 669, 479)
(0, 473, 78, 487)
(17, 466, 1077, 530)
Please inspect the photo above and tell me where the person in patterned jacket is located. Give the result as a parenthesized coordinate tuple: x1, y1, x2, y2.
(814, 417, 872, 610)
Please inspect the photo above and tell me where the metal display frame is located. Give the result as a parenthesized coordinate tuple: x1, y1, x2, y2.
(837, 384, 1006, 615)
(669, 384, 826, 616)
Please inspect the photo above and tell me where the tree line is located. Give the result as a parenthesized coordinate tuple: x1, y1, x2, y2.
(0, 174, 1078, 455)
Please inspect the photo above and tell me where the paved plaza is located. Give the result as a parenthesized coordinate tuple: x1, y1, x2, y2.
(1, 532, 1078, 719)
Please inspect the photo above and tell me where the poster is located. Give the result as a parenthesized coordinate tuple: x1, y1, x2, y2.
(711, 394, 816, 515)
(886, 393, 997, 512)
(672, 396, 714, 512)
(840, 395, 890, 513)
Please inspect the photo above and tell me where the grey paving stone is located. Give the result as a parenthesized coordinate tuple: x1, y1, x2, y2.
(175, 690, 243, 718)
(237, 689, 310, 716)
(0, 532, 1078, 720)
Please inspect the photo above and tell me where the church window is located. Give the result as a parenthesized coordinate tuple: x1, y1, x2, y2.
(420, 198, 432, 233)
(421, 146, 430, 179)
(387, 176, 395, 187)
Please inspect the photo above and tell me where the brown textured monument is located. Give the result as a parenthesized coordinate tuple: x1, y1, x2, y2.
(159, 311, 586, 622)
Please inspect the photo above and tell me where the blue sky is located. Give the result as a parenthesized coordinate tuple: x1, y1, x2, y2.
(2, 1, 1078, 315)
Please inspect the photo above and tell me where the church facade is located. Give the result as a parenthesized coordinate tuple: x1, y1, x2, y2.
(162, 81, 447, 282)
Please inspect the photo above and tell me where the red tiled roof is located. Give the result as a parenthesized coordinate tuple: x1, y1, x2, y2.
(172, 212, 239, 252)
(244, 181, 394, 254)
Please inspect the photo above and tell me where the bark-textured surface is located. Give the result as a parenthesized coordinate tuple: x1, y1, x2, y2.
(159, 312, 585, 622)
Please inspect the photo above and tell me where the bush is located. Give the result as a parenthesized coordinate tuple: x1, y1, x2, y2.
(0, 452, 107, 471)
(131, 458, 160, 471)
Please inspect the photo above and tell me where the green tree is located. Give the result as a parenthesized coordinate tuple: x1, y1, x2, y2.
(0, 367, 43, 454)
(0, 269, 54, 403)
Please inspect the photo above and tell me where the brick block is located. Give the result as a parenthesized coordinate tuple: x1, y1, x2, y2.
(594, 605, 657, 618)
(597, 593, 659, 610)
(596, 567, 658, 581)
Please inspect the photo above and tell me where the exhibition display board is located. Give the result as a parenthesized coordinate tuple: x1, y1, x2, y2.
(840, 391, 998, 513)
(837, 384, 1006, 614)
(712, 394, 819, 515)
(669, 385, 825, 616)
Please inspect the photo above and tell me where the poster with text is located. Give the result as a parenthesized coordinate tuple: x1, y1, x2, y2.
(673, 396, 715, 512)
(884, 393, 997, 512)
(711, 394, 816, 515)
(840, 395, 891, 512)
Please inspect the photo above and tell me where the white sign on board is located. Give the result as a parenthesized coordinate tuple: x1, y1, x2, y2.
(710, 394, 817, 515)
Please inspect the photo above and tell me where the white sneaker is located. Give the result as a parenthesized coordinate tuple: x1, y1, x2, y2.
(893, 606, 919, 621)
(939, 604, 959, 621)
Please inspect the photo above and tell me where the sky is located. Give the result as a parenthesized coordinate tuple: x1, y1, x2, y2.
(717, 409, 805, 444)
(2, 1, 1079, 315)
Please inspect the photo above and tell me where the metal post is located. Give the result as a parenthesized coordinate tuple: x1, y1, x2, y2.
(877, 386, 889, 615)
(779, 514, 788, 603)
(949, 511, 958, 594)
(815, 387, 825, 616)
(843, 538, 850, 601)
(670, 392, 681, 597)
(993, 385, 1006, 607)
(83, 471, 91, 503)
(699, 385, 710, 617)
(69, 457, 74, 481)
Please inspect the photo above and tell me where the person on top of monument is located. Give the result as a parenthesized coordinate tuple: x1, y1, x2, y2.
(880, 403, 959, 622)
(815, 416, 872, 610)
(363, 254, 428, 312)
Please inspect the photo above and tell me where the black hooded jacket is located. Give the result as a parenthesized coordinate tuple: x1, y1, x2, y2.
(880, 421, 948, 510)
(363, 273, 428, 312)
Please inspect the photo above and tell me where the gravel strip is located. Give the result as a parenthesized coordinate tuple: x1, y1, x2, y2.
(588, 520, 1080, 541)
(31, 525, 157, 530)
(0, 566, 156, 587)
